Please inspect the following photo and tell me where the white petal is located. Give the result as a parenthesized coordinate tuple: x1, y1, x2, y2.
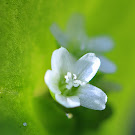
(44, 70, 61, 94)
(55, 94, 80, 108)
(88, 36, 114, 52)
(74, 53, 100, 82)
(66, 14, 85, 38)
(50, 23, 69, 47)
(98, 55, 116, 73)
(77, 84, 107, 110)
(51, 47, 75, 75)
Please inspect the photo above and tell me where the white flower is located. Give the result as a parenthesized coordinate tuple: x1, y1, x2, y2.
(50, 14, 116, 73)
(44, 47, 107, 110)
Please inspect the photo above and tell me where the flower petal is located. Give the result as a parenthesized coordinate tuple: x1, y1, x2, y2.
(55, 94, 80, 108)
(98, 55, 116, 73)
(51, 47, 75, 75)
(87, 36, 114, 52)
(44, 70, 61, 94)
(74, 53, 100, 82)
(66, 14, 85, 38)
(77, 84, 107, 110)
(50, 23, 69, 47)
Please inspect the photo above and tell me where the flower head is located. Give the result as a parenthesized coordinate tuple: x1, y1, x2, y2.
(50, 14, 116, 73)
(45, 47, 107, 110)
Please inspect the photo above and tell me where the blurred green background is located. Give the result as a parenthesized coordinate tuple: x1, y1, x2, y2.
(0, 0, 135, 135)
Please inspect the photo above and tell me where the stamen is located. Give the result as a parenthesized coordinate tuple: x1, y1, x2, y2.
(64, 72, 85, 90)
(73, 74, 77, 79)
(73, 80, 81, 87)
(67, 72, 72, 78)
(66, 82, 73, 90)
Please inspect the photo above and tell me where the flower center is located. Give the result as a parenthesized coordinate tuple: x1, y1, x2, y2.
(64, 72, 85, 90)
